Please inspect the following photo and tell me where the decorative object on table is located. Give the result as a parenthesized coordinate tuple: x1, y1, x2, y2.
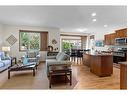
(47, 45, 53, 52)
(2, 46, 10, 57)
(54, 47, 58, 51)
(11, 57, 17, 66)
(52, 39, 57, 44)
(6, 35, 17, 46)
(95, 40, 104, 47)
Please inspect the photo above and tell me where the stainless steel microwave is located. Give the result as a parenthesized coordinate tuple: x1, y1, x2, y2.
(115, 38, 127, 44)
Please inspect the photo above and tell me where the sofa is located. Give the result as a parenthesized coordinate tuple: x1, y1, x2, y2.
(46, 52, 72, 76)
(0, 51, 11, 72)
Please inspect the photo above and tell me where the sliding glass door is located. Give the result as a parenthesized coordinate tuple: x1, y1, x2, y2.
(62, 39, 81, 53)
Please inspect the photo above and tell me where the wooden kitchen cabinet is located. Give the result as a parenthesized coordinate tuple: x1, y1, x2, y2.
(83, 53, 91, 67)
(105, 34, 110, 45)
(104, 33, 115, 45)
(83, 52, 113, 77)
(116, 28, 127, 38)
(90, 54, 113, 77)
(120, 62, 127, 89)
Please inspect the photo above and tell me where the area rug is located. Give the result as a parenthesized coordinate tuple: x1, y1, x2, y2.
(0, 63, 78, 89)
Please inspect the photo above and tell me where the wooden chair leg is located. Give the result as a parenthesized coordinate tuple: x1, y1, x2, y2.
(74, 57, 75, 62)
(36, 65, 38, 70)
(77, 57, 78, 64)
(49, 73, 52, 88)
(65, 72, 67, 84)
(33, 69, 35, 76)
(70, 71, 72, 85)
(8, 70, 10, 79)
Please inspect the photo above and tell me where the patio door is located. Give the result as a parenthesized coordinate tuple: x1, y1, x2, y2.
(61, 39, 81, 54)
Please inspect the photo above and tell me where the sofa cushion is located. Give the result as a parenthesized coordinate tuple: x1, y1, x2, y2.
(56, 52, 70, 61)
(46, 56, 56, 59)
(0, 52, 5, 60)
(2, 60, 11, 66)
(56, 52, 62, 60)
(62, 54, 70, 60)
(27, 58, 37, 62)
(46, 59, 57, 63)
(0, 62, 5, 67)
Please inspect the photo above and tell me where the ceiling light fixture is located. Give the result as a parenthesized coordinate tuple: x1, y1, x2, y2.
(104, 24, 108, 27)
(76, 28, 88, 32)
(92, 19, 97, 22)
(91, 12, 96, 17)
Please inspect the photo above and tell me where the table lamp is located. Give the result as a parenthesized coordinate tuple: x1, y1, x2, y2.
(2, 46, 10, 57)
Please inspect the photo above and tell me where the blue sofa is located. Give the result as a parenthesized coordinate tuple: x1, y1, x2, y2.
(0, 51, 11, 72)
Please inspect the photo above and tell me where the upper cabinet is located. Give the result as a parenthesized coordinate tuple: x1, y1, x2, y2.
(116, 28, 127, 38)
(104, 28, 127, 45)
(104, 33, 116, 45)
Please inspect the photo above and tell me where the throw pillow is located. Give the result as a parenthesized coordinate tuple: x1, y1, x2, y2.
(23, 56, 28, 65)
(1, 54, 11, 60)
(63, 54, 70, 60)
(27, 52, 36, 58)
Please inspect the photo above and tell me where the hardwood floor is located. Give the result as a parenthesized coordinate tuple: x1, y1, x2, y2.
(0, 63, 120, 89)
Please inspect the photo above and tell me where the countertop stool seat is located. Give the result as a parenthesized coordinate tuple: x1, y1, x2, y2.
(48, 64, 72, 88)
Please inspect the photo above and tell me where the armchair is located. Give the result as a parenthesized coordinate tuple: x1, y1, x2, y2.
(22, 50, 40, 65)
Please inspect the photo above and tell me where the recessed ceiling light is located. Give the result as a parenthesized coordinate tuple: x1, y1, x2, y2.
(92, 19, 97, 22)
(76, 28, 88, 32)
(104, 24, 108, 27)
(91, 12, 96, 17)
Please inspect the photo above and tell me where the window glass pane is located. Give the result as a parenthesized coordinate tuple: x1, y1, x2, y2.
(20, 32, 40, 51)
(62, 39, 81, 52)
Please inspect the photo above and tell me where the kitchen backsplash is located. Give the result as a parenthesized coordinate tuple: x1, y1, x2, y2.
(95, 45, 127, 51)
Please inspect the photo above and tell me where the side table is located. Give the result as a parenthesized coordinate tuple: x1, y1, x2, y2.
(11, 57, 17, 66)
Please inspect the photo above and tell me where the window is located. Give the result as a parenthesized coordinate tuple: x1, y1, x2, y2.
(62, 39, 81, 52)
(19, 30, 48, 51)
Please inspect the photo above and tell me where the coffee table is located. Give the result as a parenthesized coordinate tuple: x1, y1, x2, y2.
(48, 64, 72, 88)
(8, 62, 37, 79)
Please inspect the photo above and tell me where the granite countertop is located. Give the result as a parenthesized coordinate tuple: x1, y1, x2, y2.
(84, 51, 113, 56)
(119, 62, 127, 65)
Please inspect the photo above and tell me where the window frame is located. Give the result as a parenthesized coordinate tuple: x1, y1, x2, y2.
(19, 30, 48, 52)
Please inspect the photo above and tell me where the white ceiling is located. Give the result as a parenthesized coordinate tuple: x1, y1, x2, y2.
(0, 6, 127, 34)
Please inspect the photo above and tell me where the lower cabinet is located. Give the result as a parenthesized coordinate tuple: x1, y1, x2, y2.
(83, 53, 91, 67)
(120, 62, 127, 89)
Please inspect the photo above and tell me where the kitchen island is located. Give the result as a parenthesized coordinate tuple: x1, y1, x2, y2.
(83, 52, 113, 77)
(119, 62, 127, 89)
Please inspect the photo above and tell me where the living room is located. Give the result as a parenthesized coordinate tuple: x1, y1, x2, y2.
(0, 2, 127, 95)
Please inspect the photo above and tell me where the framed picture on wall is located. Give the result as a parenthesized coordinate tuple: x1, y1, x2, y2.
(95, 40, 104, 47)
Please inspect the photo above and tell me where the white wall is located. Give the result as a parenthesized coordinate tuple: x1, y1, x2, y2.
(1, 25, 60, 61)
(0, 24, 3, 48)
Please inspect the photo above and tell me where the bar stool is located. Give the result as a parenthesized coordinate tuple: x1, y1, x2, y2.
(76, 50, 83, 64)
(70, 49, 77, 62)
